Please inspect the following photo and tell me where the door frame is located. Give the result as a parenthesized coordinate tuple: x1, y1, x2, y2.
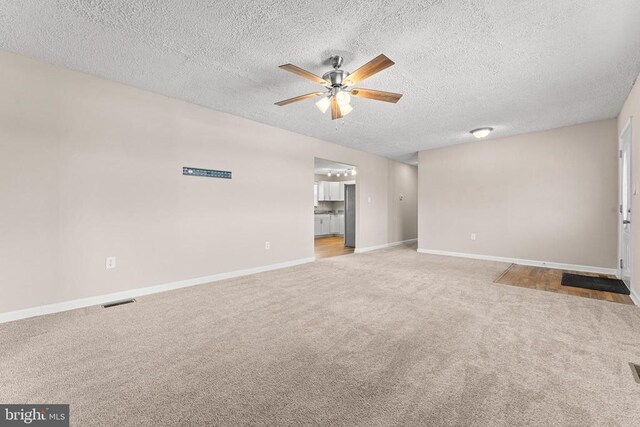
(313, 157, 359, 251)
(618, 117, 632, 286)
(344, 184, 356, 248)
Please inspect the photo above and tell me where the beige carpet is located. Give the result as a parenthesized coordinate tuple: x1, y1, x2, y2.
(1, 245, 639, 426)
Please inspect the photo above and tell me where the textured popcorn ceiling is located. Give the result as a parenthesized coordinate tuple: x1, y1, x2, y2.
(1, 1, 640, 162)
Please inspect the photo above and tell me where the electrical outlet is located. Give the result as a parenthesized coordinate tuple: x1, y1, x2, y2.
(470, 233, 476, 241)
(106, 256, 116, 269)
(265, 241, 270, 250)
(399, 194, 404, 201)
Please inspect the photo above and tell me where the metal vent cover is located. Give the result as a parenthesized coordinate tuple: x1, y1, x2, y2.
(183, 167, 232, 179)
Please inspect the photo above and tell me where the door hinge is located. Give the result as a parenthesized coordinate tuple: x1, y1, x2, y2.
(620, 150, 623, 158)
(620, 259, 624, 269)
(620, 204, 623, 214)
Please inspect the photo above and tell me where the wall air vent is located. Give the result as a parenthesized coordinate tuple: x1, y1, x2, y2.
(183, 167, 232, 179)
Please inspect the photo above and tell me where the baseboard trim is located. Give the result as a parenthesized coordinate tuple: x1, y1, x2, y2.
(355, 239, 417, 254)
(630, 289, 640, 307)
(416, 248, 618, 276)
(0, 257, 315, 324)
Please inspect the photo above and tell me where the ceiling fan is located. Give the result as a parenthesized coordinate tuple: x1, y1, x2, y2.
(275, 54, 402, 120)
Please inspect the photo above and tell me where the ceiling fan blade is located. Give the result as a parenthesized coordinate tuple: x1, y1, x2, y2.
(274, 92, 324, 106)
(331, 97, 343, 120)
(279, 64, 329, 85)
(343, 54, 395, 86)
(350, 88, 403, 103)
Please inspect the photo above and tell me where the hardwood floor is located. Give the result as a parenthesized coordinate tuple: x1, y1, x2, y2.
(315, 236, 354, 259)
(495, 264, 634, 305)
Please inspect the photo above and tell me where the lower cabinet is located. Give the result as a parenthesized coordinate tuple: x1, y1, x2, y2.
(330, 214, 344, 234)
(322, 216, 331, 235)
(314, 214, 344, 236)
(314, 215, 330, 236)
(314, 215, 323, 235)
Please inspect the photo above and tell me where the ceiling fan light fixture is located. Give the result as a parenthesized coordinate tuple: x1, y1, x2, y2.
(335, 90, 351, 107)
(351, 169, 357, 176)
(340, 103, 353, 116)
(316, 96, 331, 114)
(470, 127, 493, 139)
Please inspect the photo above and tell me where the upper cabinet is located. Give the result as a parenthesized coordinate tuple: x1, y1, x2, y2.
(329, 182, 341, 201)
(314, 182, 319, 206)
(317, 181, 326, 201)
(317, 181, 352, 201)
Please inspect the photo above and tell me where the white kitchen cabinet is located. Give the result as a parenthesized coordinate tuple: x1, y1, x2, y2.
(318, 181, 346, 201)
(314, 215, 322, 235)
(330, 214, 344, 234)
(315, 214, 344, 236)
(314, 214, 331, 236)
(329, 182, 341, 201)
(314, 182, 318, 207)
(321, 215, 331, 235)
(318, 182, 327, 201)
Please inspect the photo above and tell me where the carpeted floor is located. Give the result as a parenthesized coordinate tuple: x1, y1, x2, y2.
(1, 244, 640, 426)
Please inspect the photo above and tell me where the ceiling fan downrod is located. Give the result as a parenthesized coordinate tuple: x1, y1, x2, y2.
(323, 56, 350, 88)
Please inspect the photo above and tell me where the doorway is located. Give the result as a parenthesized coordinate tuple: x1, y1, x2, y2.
(619, 119, 632, 288)
(314, 158, 357, 259)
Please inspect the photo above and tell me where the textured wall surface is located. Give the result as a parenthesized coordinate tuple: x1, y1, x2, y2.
(418, 120, 619, 268)
(618, 73, 640, 297)
(0, 1, 639, 162)
(0, 51, 417, 314)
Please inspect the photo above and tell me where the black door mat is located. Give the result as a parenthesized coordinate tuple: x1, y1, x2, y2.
(561, 273, 630, 295)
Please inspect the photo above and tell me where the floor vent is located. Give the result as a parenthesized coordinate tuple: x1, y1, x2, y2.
(630, 363, 640, 384)
(103, 299, 135, 308)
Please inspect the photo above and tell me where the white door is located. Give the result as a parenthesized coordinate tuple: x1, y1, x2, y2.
(619, 119, 632, 287)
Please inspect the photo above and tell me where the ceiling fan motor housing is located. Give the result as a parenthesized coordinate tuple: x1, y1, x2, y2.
(323, 69, 350, 88)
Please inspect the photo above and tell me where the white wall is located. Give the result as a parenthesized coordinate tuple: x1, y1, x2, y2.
(618, 72, 640, 298)
(418, 119, 619, 269)
(0, 50, 417, 314)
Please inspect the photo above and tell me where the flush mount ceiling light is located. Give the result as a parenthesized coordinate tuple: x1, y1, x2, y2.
(470, 127, 494, 139)
(275, 54, 403, 120)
